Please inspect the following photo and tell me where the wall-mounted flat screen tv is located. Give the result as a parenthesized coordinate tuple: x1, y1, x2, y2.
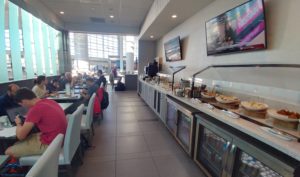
(206, 0, 267, 55)
(164, 37, 182, 62)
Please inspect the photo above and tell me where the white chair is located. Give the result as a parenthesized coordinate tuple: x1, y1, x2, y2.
(26, 134, 64, 177)
(81, 93, 96, 135)
(20, 104, 84, 176)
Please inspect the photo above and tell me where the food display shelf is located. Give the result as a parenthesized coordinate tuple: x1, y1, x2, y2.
(197, 98, 300, 142)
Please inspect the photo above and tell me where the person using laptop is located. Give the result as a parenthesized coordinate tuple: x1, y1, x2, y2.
(5, 88, 67, 158)
(0, 84, 20, 116)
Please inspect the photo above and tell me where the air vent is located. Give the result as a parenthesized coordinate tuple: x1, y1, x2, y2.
(90, 17, 105, 23)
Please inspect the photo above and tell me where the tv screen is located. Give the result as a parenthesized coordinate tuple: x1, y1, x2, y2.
(164, 37, 182, 62)
(206, 0, 267, 55)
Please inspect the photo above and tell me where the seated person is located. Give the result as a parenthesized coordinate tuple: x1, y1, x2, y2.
(59, 72, 74, 90)
(46, 79, 60, 93)
(32, 75, 49, 98)
(5, 88, 67, 158)
(81, 77, 99, 105)
(0, 84, 20, 116)
(115, 78, 125, 91)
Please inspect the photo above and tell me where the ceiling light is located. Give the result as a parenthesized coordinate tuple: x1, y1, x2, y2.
(150, 35, 154, 39)
(60, 11, 64, 15)
(110, 15, 114, 19)
(171, 14, 177, 18)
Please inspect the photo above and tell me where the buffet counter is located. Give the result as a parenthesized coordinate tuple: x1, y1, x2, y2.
(138, 78, 300, 177)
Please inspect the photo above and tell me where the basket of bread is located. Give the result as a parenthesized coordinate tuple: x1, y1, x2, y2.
(201, 91, 216, 99)
(215, 94, 240, 109)
(267, 109, 300, 130)
(240, 101, 269, 118)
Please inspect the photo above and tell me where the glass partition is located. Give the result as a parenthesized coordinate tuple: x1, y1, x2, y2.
(0, 0, 8, 82)
(0, 1, 62, 83)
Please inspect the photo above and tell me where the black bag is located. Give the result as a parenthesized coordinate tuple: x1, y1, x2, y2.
(101, 91, 109, 110)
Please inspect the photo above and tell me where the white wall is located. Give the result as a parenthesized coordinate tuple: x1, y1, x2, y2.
(156, 0, 300, 104)
(157, 0, 300, 78)
(138, 40, 157, 74)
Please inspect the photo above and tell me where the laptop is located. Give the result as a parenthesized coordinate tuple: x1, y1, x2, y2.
(6, 107, 28, 125)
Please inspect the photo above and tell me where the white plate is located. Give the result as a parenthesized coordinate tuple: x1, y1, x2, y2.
(260, 126, 297, 141)
(215, 95, 239, 104)
(267, 109, 299, 122)
(241, 101, 268, 111)
(201, 92, 215, 99)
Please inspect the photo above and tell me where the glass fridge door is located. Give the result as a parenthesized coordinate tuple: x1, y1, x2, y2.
(235, 152, 283, 177)
(166, 101, 177, 135)
(196, 127, 230, 177)
(177, 111, 192, 152)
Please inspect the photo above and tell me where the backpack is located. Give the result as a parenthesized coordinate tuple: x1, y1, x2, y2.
(101, 91, 109, 109)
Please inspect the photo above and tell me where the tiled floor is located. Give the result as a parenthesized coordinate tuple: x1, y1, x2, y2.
(75, 91, 206, 177)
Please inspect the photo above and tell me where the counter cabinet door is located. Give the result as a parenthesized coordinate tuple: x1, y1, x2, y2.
(166, 100, 178, 135)
(231, 138, 295, 177)
(194, 115, 233, 177)
(176, 111, 193, 154)
(159, 94, 167, 123)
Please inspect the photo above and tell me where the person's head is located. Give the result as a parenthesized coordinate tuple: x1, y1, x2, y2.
(51, 79, 60, 88)
(86, 77, 95, 87)
(7, 84, 20, 97)
(65, 72, 72, 81)
(34, 75, 47, 86)
(97, 70, 103, 77)
(14, 88, 38, 108)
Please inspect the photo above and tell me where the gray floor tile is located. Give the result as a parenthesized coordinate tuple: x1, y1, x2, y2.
(144, 132, 181, 153)
(76, 160, 115, 177)
(117, 122, 142, 136)
(153, 155, 206, 177)
(117, 135, 149, 154)
(116, 158, 159, 177)
(85, 136, 116, 157)
(116, 152, 152, 161)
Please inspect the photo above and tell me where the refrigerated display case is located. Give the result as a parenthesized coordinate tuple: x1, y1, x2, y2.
(166, 98, 177, 135)
(177, 111, 193, 151)
(194, 112, 297, 177)
(166, 97, 199, 156)
(194, 118, 233, 177)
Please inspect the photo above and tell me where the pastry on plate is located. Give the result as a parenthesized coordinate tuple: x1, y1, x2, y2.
(241, 101, 268, 111)
(201, 91, 216, 99)
(215, 95, 239, 104)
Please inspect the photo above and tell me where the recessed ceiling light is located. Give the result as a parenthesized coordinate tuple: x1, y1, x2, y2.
(60, 11, 64, 15)
(110, 15, 114, 19)
(171, 14, 177, 18)
(150, 35, 154, 39)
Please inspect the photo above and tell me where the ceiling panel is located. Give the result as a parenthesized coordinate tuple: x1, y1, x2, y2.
(40, 0, 153, 32)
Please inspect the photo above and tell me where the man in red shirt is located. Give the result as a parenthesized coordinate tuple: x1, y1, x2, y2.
(5, 88, 67, 158)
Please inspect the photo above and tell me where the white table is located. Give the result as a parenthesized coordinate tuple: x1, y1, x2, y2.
(58, 103, 73, 111)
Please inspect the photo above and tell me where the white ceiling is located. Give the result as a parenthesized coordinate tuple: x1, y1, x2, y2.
(140, 0, 215, 40)
(40, 0, 154, 33)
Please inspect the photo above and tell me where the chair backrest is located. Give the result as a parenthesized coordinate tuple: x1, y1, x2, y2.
(85, 93, 96, 128)
(63, 104, 84, 164)
(26, 134, 64, 177)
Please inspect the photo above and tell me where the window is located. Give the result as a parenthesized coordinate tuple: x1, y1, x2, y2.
(0, 0, 62, 83)
(88, 34, 118, 58)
